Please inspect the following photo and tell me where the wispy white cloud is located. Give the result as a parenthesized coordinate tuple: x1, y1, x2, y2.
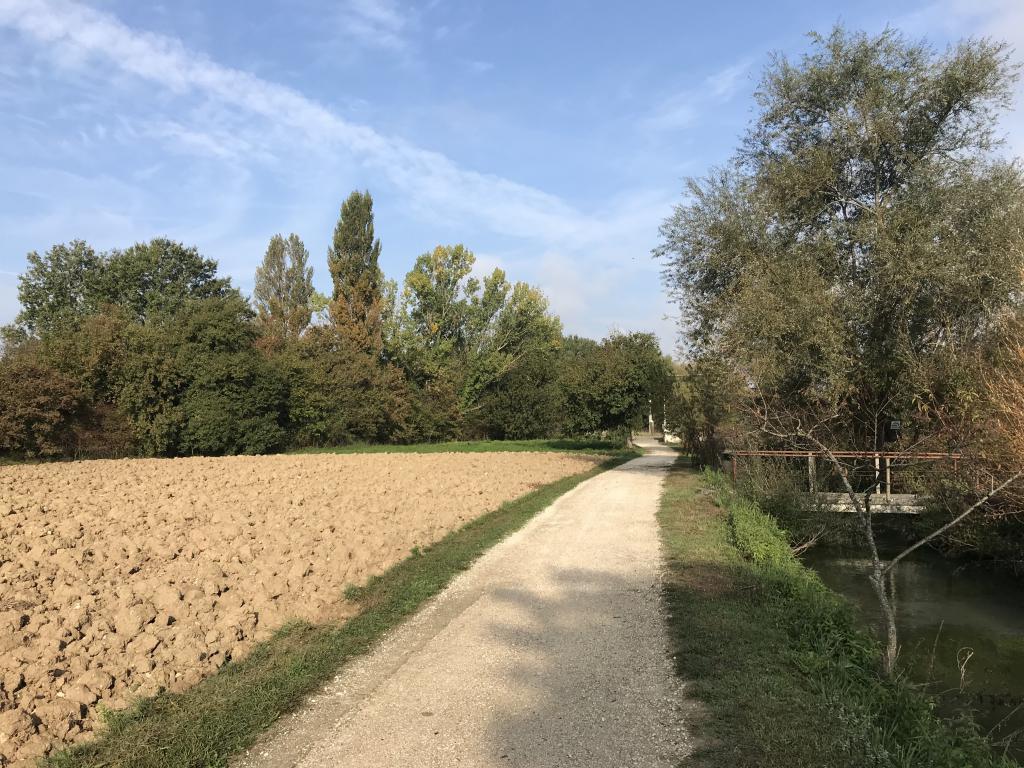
(643, 95, 699, 132)
(340, 0, 411, 52)
(0, 0, 586, 242)
(143, 121, 262, 161)
(706, 58, 754, 100)
(643, 57, 754, 133)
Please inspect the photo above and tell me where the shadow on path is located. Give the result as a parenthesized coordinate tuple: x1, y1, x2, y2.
(481, 565, 689, 767)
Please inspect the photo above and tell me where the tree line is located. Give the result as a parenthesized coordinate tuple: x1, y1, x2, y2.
(0, 191, 673, 458)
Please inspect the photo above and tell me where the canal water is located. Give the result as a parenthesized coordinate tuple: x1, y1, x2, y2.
(803, 543, 1024, 760)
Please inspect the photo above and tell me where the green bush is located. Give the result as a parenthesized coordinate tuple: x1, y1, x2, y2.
(286, 326, 411, 446)
(471, 351, 562, 440)
(118, 294, 288, 456)
(0, 353, 83, 457)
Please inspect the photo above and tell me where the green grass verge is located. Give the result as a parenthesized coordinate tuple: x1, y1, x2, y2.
(1, 439, 638, 467)
(289, 437, 637, 457)
(658, 460, 1018, 768)
(46, 454, 633, 768)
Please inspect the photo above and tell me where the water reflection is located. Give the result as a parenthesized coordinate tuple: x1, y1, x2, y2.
(803, 545, 1024, 758)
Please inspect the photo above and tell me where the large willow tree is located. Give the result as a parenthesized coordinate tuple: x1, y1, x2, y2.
(658, 27, 1024, 675)
(659, 27, 1024, 450)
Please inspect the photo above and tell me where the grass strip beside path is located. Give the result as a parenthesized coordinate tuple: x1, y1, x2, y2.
(290, 437, 636, 456)
(48, 454, 634, 768)
(658, 460, 1017, 768)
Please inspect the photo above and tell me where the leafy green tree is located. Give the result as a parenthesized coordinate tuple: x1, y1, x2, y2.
(557, 336, 606, 435)
(40, 311, 132, 402)
(13, 237, 231, 336)
(390, 245, 472, 438)
(463, 278, 562, 409)
(395, 244, 562, 431)
(601, 332, 674, 433)
(253, 233, 315, 342)
(473, 349, 563, 439)
(557, 332, 674, 439)
(14, 240, 103, 335)
(32, 312, 138, 457)
(329, 190, 384, 349)
(664, 357, 739, 468)
(287, 325, 411, 445)
(118, 293, 288, 455)
(398, 244, 475, 365)
(99, 238, 232, 323)
(658, 28, 1023, 448)
(404, 376, 464, 442)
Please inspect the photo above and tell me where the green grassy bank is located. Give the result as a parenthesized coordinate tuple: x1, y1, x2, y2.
(290, 437, 634, 456)
(47, 454, 633, 768)
(0, 438, 637, 467)
(658, 460, 1018, 768)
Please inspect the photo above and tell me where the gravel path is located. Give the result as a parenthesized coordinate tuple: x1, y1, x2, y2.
(238, 441, 689, 768)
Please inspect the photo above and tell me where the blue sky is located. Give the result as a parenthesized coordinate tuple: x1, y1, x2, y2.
(0, 0, 1021, 353)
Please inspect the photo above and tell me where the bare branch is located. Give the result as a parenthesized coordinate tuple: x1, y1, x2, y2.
(882, 470, 1023, 575)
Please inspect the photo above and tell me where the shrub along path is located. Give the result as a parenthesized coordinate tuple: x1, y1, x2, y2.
(237, 439, 689, 768)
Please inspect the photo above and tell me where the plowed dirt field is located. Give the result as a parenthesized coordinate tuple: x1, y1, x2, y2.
(0, 451, 601, 765)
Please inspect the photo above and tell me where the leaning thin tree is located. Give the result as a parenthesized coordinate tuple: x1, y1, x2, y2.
(749, 383, 1022, 675)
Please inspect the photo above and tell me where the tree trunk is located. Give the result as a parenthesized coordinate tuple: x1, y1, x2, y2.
(869, 568, 899, 675)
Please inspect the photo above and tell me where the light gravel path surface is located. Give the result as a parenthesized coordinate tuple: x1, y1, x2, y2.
(238, 440, 690, 768)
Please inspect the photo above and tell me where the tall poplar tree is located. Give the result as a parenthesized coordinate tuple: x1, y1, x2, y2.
(253, 233, 315, 342)
(328, 190, 384, 349)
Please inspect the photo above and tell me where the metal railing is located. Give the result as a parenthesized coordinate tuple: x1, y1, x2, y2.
(722, 449, 961, 499)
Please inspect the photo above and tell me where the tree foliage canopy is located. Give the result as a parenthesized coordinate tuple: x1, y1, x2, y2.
(15, 238, 231, 334)
(329, 190, 384, 349)
(394, 244, 563, 421)
(15, 240, 103, 335)
(659, 27, 1024, 450)
(253, 233, 315, 343)
(101, 239, 232, 323)
(117, 293, 288, 456)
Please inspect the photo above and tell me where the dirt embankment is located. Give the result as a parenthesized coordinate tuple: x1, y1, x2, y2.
(0, 451, 601, 765)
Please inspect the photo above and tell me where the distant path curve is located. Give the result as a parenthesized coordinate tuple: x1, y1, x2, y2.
(238, 439, 689, 768)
